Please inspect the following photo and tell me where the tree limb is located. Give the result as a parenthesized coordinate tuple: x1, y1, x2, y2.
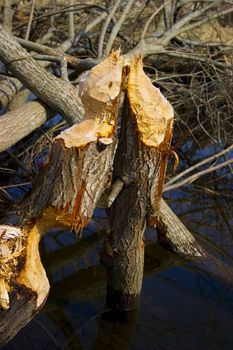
(0, 101, 52, 152)
(0, 25, 84, 124)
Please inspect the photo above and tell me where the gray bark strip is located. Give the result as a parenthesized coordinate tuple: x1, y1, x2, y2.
(0, 101, 50, 152)
(0, 25, 84, 124)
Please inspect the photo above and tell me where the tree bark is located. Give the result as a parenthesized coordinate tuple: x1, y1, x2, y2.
(102, 56, 174, 310)
(157, 198, 205, 256)
(0, 76, 23, 110)
(0, 52, 123, 344)
(0, 101, 51, 152)
(0, 25, 83, 124)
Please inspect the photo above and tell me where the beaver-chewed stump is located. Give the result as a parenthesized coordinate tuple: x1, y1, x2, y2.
(0, 51, 123, 346)
(0, 50, 208, 346)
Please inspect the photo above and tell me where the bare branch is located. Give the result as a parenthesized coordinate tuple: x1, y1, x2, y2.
(164, 158, 233, 192)
(0, 102, 50, 152)
(165, 143, 233, 188)
(141, 0, 171, 40)
(0, 25, 84, 124)
(98, 0, 121, 58)
(105, 0, 135, 56)
(25, 0, 36, 40)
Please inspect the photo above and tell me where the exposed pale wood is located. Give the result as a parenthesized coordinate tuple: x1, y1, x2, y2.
(0, 101, 50, 152)
(22, 126, 117, 230)
(128, 55, 173, 148)
(79, 50, 123, 120)
(22, 52, 122, 229)
(0, 54, 122, 344)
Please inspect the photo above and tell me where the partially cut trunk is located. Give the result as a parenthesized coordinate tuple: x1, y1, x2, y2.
(0, 52, 123, 344)
(103, 56, 174, 310)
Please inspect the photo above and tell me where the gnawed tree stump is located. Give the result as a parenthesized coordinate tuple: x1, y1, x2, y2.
(0, 52, 123, 344)
(1, 50, 220, 346)
(102, 56, 174, 310)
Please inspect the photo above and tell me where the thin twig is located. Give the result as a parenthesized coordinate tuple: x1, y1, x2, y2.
(141, 0, 171, 39)
(98, 0, 121, 58)
(164, 158, 233, 192)
(177, 5, 233, 40)
(165, 144, 233, 187)
(0, 182, 31, 190)
(25, 0, 36, 41)
(107, 179, 124, 207)
(68, 0, 74, 40)
(160, 0, 222, 45)
(161, 50, 233, 70)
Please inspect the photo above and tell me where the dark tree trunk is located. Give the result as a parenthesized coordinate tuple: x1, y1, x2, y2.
(102, 56, 174, 310)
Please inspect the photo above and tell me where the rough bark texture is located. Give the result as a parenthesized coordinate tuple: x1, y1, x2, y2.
(22, 125, 117, 230)
(158, 198, 205, 256)
(0, 120, 117, 345)
(104, 100, 155, 310)
(0, 76, 23, 110)
(103, 57, 174, 310)
(0, 25, 83, 124)
(0, 101, 50, 152)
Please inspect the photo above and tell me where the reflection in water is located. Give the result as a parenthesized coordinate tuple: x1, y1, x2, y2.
(3, 141, 233, 350)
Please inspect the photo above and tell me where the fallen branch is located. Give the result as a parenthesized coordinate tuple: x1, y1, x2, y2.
(0, 25, 83, 124)
(0, 101, 51, 152)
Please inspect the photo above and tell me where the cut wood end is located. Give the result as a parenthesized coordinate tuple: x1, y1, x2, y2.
(16, 224, 49, 308)
(128, 56, 174, 148)
(56, 119, 114, 148)
(79, 50, 123, 119)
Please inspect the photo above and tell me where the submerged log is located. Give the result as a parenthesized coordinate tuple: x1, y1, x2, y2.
(103, 56, 174, 310)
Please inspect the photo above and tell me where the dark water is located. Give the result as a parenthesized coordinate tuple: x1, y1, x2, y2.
(3, 141, 233, 350)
